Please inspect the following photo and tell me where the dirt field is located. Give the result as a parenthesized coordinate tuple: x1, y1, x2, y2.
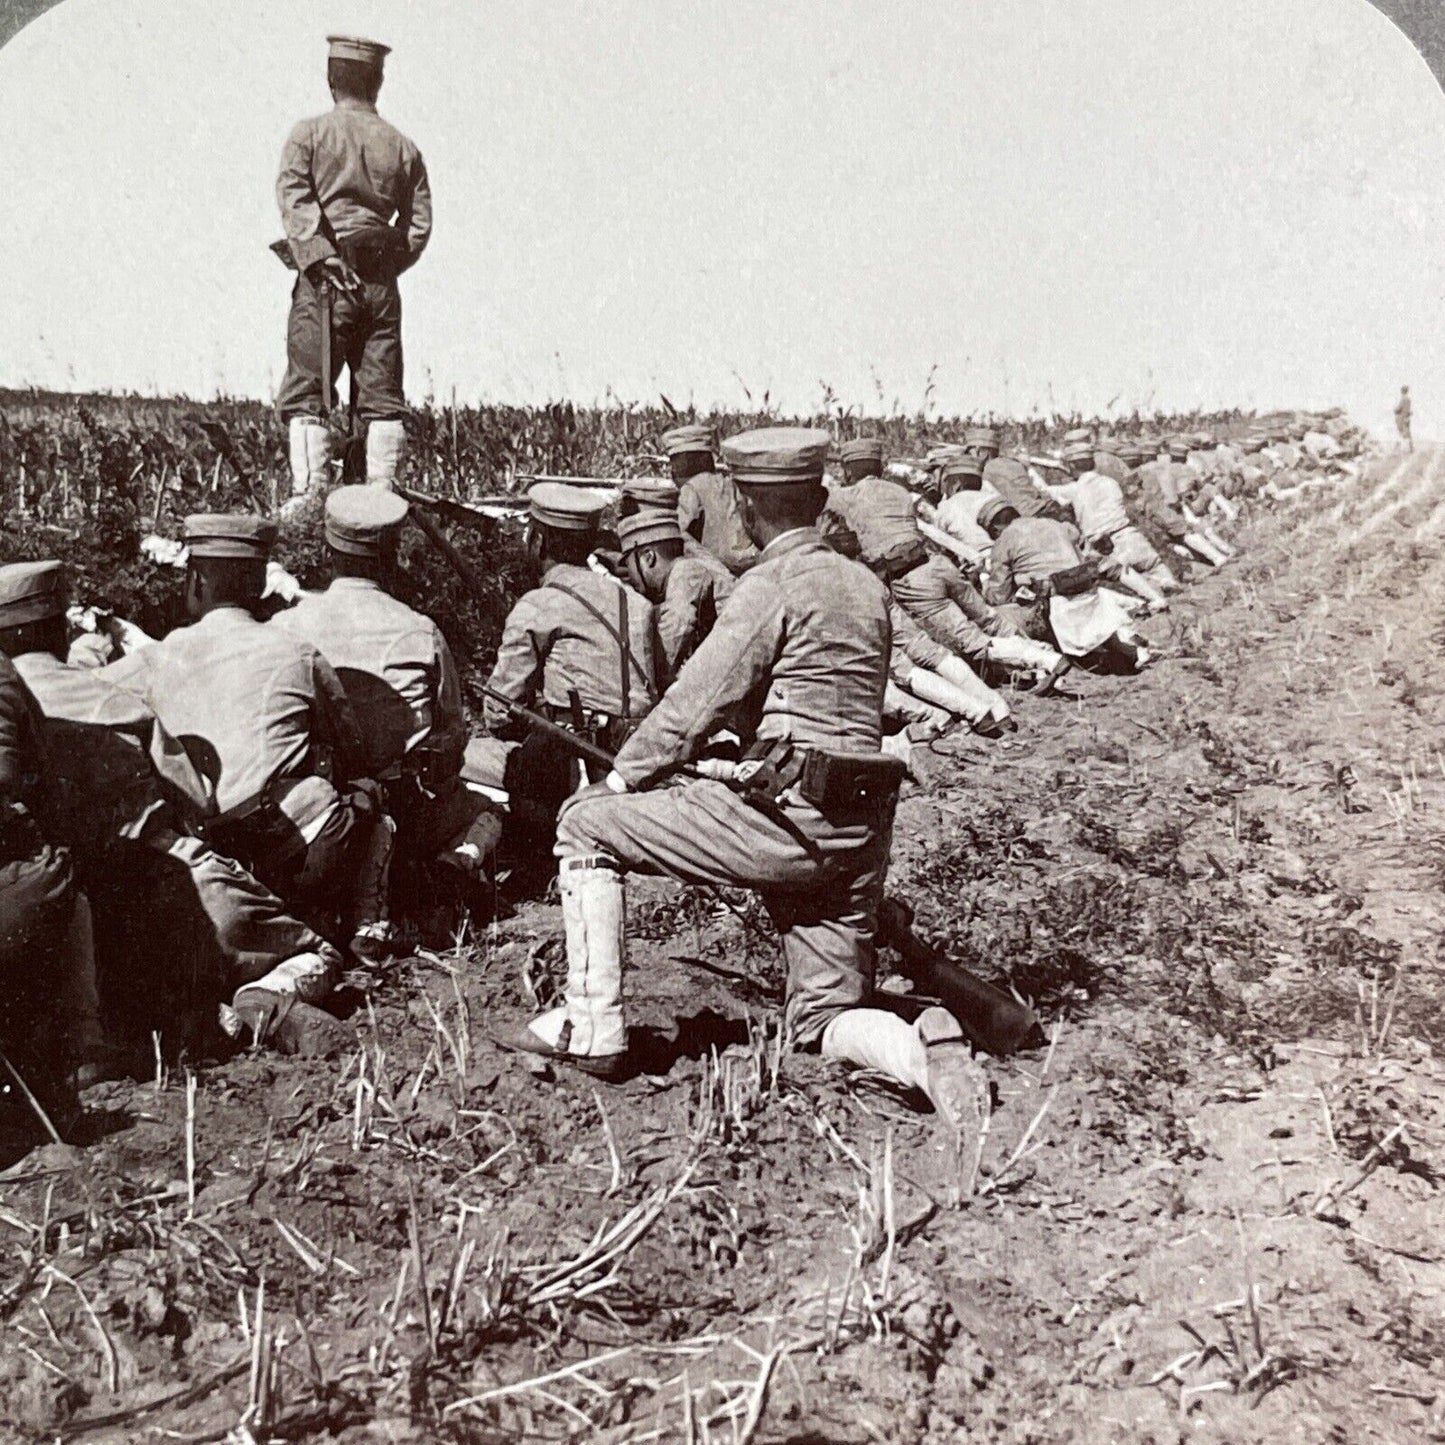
(1, 445, 1442, 1444)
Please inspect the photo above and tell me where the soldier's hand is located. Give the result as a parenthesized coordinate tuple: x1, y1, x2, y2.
(322, 256, 363, 294)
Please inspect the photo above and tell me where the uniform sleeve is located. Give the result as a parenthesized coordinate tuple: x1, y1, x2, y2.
(309, 651, 368, 782)
(396, 142, 432, 270)
(0, 664, 38, 804)
(983, 537, 1017, 606)
(612, 574, 785, 789)
(426, 626, 468, 774)
(484, 594, 550, 735)
(277, 119, 337, 273)
(145, 713, 216, 822)
(941, 562, 999, 629)
(656, 575, 701, 675)
(677, 481, 704, 542)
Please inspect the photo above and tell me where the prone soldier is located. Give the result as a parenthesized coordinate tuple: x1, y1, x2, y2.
(275, 35, 432, 503)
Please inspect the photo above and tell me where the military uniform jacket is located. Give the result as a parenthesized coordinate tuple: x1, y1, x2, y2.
(982, 457, 1064, 520)
(484, 565, 661, 733)
(14, 651, 212, 854)
(1051, 471, 1132, 543)
(677, 471, 758, 574)
(984, 517, 1086, 606)
(823, 477, 920, 567)
(277, 578, 466, 781)
(277, 96, 432, 274)
(0, 653, 51, 822)
(1091, 450, 1132, 484)
(932, 487, 998, 561)
(105, 607, 365, 821)
(657, 553, 735, 676)
(613, 528, 890, 790)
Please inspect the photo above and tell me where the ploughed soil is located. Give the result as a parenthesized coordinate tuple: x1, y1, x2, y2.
(2, 448, 1443, 1444)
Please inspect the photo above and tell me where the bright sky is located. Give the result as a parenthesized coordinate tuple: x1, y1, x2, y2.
(2, 0, 1444, 436)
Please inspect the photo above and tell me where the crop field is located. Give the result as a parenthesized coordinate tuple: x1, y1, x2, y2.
(0, 393, 1441, 1444)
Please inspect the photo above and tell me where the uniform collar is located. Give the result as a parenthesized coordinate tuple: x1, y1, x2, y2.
(196, 604, 257, 628)
(759, 526, 819, 558)
(334, 96, 378, 114)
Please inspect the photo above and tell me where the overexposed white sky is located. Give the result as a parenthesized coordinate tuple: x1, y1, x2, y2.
(2, 0, 1444, 435)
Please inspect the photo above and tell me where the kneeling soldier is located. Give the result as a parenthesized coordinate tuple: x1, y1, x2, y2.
(517, 428, 983, 1137)
(106, 515, 393, 952)
(277, 487, 502, 914)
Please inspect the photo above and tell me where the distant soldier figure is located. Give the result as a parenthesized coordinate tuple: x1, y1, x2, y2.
(665, 425, 759, 576)
(1395, 386, 1412, 452)
(275, 35, 432, 505)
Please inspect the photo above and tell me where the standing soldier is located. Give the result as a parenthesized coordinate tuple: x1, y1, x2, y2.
(275, 35, 432, 506)
(514, 428, 985, 1145)
(666, 425, 759, 575)
(1395, 386, 1413, 453)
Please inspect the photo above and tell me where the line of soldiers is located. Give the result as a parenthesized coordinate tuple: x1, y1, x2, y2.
(0, 407, 1366, 1139)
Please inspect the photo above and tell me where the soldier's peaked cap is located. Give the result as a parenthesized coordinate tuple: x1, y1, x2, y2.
(327, 35, 390, 65)
(940, 454, 984, 481)
(964, 425, 1000, 448)
(0, 560, 66, 627)
(620, 476, 682, 510)
(617, 511, 684, 552)
(1062, 440, 1095, 463)
(660, 423, 718, 459)
(325, 485, 409, 555)
(184, 514, 278, 561)
(1063, 427, 1094, 445)
(976, 496, 1017, 531)
(528, 482, 606, 532)
(839, 437, 884, 464)
(722, 427, 830, 485)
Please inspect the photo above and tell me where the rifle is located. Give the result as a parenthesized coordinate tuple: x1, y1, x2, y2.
(404, 500, 1041, 1057)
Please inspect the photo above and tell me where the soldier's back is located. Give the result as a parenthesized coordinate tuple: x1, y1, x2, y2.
(280, 581, 436, 770)
(107, 609, 324, 813)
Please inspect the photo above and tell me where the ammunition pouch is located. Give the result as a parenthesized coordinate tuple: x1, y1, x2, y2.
(740, 739, 905, 827)
(1047, 561, 1100, 597)
(337, 231, 408, 283)
(798, 749, 907, 826)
